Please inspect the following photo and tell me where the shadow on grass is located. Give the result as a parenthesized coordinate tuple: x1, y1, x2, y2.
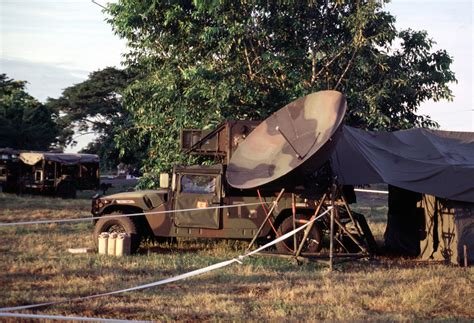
(141, 245, 202, 255)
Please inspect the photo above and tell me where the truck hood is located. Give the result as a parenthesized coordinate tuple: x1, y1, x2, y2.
(106, 189, 166, 199)
(105, 189, 167, 209)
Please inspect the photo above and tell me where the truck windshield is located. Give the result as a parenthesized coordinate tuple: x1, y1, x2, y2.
(180, 175, 216, 194)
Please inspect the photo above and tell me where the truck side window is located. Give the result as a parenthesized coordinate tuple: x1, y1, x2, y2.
(35, 170, 43, 181)
(180, 175, 216, 194)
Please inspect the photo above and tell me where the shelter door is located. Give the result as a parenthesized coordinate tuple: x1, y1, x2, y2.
(173, 173, 221, 229)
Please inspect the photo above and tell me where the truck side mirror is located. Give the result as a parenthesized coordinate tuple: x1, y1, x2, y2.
(159, 173, 169, 189)
(171, 173, 177, 191)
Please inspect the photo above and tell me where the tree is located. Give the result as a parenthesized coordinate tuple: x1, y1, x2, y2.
(0, 74, 64, 150)
(48, 67, 130, 137)
(48, 67, 144, 171)
(105, 0, 456, 182)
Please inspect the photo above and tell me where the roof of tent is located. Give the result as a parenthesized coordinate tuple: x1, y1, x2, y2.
(19, 152, 99, 166)
(330, 126, 474, 202)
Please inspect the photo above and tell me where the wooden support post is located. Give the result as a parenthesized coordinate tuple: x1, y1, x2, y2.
(247, 188, 285, 251)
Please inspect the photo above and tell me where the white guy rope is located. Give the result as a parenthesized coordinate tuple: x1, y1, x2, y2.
(0, 207, 332, 313)
(0, 202, 264, 227)
(0, 312, 149, 322)
(0, 189, 389, 227)
(354, 188, 388, 194)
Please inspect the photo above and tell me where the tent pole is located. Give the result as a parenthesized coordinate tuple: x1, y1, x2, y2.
(464, 245, 468, 267)
(329, 178, 337, 271)
(292, 193, 297, 255)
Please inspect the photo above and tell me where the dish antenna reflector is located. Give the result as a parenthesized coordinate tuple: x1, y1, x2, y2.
(226, 90, 347, 190)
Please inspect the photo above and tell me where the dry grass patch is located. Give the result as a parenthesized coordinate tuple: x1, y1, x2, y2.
(1, 193, 472, 321)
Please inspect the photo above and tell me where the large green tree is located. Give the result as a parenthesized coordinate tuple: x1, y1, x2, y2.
(0, 74, 64, 150)
(49, 67, 130, 136)
(48, 67, 145, 171)
(106, 0, 456, 182)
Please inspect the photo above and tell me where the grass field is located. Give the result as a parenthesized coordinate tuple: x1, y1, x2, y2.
(0, 192, 472, 321)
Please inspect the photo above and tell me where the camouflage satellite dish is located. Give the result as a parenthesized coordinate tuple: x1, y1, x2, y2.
(226, 90, 347, 190)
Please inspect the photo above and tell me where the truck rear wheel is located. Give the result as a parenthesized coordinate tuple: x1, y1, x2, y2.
(275, 216, 323, 254)
(57, 181, 76, 199)
(94, 212, 141, 253)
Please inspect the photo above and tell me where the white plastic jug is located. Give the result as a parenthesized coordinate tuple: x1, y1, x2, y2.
(98, 232, 109, 255)
(116, 233, 131, 256)
(107, 232, 118, 255)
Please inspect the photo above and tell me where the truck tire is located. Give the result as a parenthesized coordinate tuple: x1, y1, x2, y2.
(57, 181, 76, 199)
(275, 216, 323, 254)
(94, 212, 141, 253)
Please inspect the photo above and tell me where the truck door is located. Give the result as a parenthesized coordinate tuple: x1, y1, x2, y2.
(174, 173, 221, 229)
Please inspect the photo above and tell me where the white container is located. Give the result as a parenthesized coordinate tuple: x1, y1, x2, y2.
(160, 173, 170, 189)
(98, 232, 109, 255)
(68, 248, 94, 254)
(116, 233, 131, 256)
(107, 233, 118, 255)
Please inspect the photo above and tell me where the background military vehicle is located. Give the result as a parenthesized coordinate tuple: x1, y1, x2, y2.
(92, 91, 369, 254)
(1, 150, 100, 197)
(0, 148, 20, 193)
(17, 152, 99, 198)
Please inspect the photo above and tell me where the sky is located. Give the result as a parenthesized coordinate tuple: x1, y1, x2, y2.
(385, 0, 473, 132)
(0, 0, 472, 153)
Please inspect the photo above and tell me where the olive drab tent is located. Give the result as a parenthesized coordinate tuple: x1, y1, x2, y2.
(330, 126, 474, 265)
(331, 126, 474, 202)
(418, 195, 474, 265)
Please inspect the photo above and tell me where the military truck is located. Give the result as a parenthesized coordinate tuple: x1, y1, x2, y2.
(0, 148, 20, 193)
(92, 91, 378, 255)
(92, 120, 329, 253)
(17, 152, 100, 198)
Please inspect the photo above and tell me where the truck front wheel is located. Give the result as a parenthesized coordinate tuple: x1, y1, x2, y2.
(275, 216, 323, 254)
(94, 212, 141, 253)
